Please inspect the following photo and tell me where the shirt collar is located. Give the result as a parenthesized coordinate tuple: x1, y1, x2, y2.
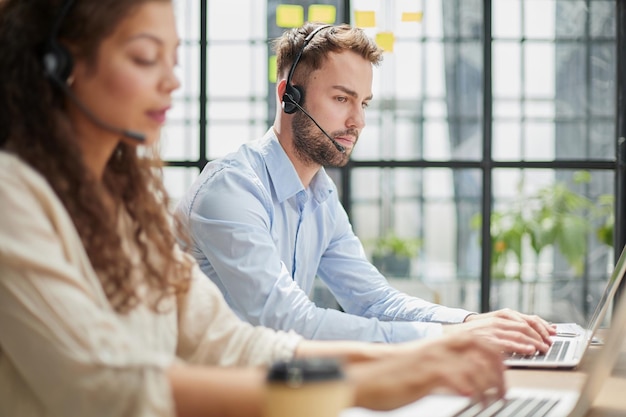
(262, 129, 334, 204)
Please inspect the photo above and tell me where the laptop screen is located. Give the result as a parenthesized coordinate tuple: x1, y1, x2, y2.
(584, 245, 626, 335)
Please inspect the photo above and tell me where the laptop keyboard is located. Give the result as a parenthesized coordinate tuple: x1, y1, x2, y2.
(507, 340, 571, 362)
(453, 396, 560, 417)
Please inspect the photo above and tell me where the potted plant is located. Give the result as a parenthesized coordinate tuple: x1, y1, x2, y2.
(472, 171, 594, 280)
(594, 193, 614, 249)
(371, 232, 422, 278)
(471, 171, 602, 312)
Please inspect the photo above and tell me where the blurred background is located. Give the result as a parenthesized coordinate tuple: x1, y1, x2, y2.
(163, 0, 624, 326)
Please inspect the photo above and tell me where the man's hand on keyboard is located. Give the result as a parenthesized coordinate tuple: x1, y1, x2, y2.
(443, 308, 557, 355)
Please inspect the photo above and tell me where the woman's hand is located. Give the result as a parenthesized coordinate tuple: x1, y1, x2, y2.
(345, 333, 506, 411)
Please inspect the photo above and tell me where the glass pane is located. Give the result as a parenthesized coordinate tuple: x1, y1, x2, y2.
(174, 1, 200, 40)
(207, 123, 268, 160)
(589, 122, 615, 159)
(352, 1, 481, 164)
(203, 3, 270, 160)
(351, 168, 483, 312)
(163, 2, 201, 163)
(590, 43, 616, 118)
(208, 45, 256, 97)
(163, 167, 200, 207)
(524, 43, 555, 98)
(524, 0, 555, 39)
(352, 117, 382, 160)
(424, 42, 446, 97)
(394, 42, 423, 99)
(423, 0, 444, 39)
(493, 1, 616, 162)
(493, 0, 521, 39)
(493, 41, 521, 98)
(160, 122, 199, 161)
(590, 1, 615, 38)
(208, 0, 266, 40)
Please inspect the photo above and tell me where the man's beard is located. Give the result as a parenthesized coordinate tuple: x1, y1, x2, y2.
(291, 110, 356, 168)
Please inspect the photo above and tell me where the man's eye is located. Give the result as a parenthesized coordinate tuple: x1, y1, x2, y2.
(336, 96, 347, 103)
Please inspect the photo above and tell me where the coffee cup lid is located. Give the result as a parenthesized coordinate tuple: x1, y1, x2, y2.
(266, 358, 344, 387)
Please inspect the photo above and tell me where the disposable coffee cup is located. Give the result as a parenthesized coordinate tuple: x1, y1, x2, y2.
(263, 357, 354, 417)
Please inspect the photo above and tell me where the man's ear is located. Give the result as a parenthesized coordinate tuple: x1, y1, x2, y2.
(277, 79, 288, 102)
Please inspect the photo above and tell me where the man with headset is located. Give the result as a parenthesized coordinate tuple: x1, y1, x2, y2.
(175, 23, 555, 352)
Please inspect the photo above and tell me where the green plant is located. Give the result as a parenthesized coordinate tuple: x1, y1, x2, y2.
(524, 170, 593, 277)
(372, 233, 422, 259)
(471, 171, 609, 281)
(595, 193, 614, 247)
(469, 171, 617, 312)
(370, 232, 422, 278)
(476, 210, 525, 280)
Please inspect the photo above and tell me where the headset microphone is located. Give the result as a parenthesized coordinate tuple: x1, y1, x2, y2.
(47, 71, 146, 143)
(42, 0, 146, 143)
(284, 94, 346, 153)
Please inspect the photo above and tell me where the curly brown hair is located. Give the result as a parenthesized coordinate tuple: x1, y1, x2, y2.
(0, 0, 191, 313)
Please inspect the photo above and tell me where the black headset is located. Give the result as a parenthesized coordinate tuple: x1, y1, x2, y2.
(42, 0, 76, 84)
(282, 24, 331, 114)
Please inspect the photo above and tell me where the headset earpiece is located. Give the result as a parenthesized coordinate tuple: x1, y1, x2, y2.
(282, 24, 331, 116)
(282, 84, 303, 114)
(43, 0, 76, 85)
(43, 41, 73, 83)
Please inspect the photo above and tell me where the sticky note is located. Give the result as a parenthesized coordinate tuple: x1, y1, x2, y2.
(276, 4, 304, 28)
(401, 12, 423, 22)
(375, 32, 395, 52)
(268, 55, 277, 83)
(309, 4, 336, 24)
(355, 10, 376, 28)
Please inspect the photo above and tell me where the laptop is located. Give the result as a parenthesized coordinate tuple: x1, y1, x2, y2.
(340, 272, 626, 417)
(505, 245, 626, 368)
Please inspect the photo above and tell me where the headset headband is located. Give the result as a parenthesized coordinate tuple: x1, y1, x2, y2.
(285, 24, 332, 88)
(50, 0, 76, 41)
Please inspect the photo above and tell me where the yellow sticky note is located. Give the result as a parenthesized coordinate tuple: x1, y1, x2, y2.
(354, 10, 376, 28)
(401, 11, 423, 22)
(268, 55, 277, 83)
(375, 32, 395, 52)
(309, 4, 336, 24)
(276, 4, 304, 28)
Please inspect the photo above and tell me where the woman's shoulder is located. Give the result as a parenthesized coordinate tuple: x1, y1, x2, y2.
(0, 151, 49, 189)
(0, 150, 23, 171)
(0, 150, 67, 221)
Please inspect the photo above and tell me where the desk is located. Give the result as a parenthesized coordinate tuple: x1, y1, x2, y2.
(506, 329, 626, 416)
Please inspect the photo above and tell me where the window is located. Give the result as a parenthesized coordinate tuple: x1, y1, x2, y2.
(165, 1, 623, 323)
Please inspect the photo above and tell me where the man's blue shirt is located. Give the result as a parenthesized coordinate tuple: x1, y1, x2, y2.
(176, 129, 472, 342)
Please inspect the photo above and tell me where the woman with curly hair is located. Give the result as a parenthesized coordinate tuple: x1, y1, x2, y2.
(0, 0, 505, 416)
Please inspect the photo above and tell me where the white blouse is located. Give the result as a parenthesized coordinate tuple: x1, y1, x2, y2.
(0, 152, 302, 417)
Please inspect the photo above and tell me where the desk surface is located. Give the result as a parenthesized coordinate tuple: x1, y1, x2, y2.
(506, 329, 626, 416)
